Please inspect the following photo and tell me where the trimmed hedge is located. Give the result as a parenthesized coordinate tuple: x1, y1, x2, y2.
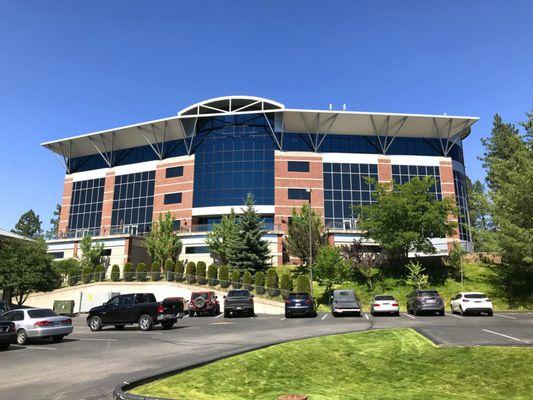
(137, 263, 148, 282)
(94, 264, 105, 282)
(254, 271, 265, 294)
(197, 261, 207, 285)
(242, 270, 253, 291)
(296, 275, 311, 294)
(164, 259, 175, 281)
(266, 268, 280, 297)
(82, 266, 93, 284)
(186, 262, 196, 284)
(207, 264, 218, 286)
(151, 262, 161, 281)
(68, 267, 79, 286)
(219, 265, 230, 288)
(280, 272, 293, 299)
(111, 264, 120, 281)
(124, 262, 134, 282)
(231, 269, 241, 289)
(175, 260, 185, 282)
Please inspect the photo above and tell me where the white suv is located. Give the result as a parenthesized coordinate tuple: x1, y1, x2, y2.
(450, 292, 493, 316)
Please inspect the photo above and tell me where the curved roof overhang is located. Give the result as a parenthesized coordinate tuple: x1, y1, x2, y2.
(41, 96, 478, 171)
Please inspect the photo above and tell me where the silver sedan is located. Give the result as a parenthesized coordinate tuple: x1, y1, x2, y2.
(2, 308, 73, 345)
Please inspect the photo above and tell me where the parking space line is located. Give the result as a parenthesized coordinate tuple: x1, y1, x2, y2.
(482, 329, 529, 344)
(364, 313, 369, 320)
(321, 314, 328, 320)
(280, 317, 286, 321)
(182, 315, 189, 319)
(11, 345, 57, 351)
(214, 313, 223, 319)
(449, 313, 464, 319)
(495, 314, 516, 320)
(75, 338, 118, 341)
(402, 313, 416, 320)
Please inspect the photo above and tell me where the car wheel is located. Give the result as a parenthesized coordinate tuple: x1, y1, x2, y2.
(161, 321, 174, 329)
(16, 329, 27, 345)
(439, 310, 445, 316)
(413, 308, 418, 316)
(89, 316, 103, 332)
(356, 312, 362, 317)
(459, 306, 464, 316)
(138, 315, 154, 331)
(189, 311, 194, 317)
(285, 312, 290, 318)
(114, 325, 125, 330)
(224, 311, 230, 318)
(52, 335, 64, 343)
(487, 310, 493, 317)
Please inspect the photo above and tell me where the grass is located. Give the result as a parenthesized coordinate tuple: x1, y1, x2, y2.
(131, 329, 533, 400)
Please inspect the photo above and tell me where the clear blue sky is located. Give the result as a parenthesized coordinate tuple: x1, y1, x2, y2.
(0, 1, 532, 231)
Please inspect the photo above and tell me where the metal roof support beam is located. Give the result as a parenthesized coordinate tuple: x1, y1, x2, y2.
(136, 126, 162, 159)
(88, 137, 112, 168)
(369, 115, 386, 154)
(444, 119, 470, 156)
(233, 100, 261, 113)
(432, 118, 448, 156)
(263, 112, 282, 150)
(179, 117, 198, 156)
(161, 122, 167, 159)
(315, 113, 338, 151)
(57, 141, 71, 173)
(383, 116, 408, 154)
(298, 112, 318, 152)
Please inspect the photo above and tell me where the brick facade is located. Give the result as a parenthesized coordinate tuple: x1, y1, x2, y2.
(58, 177, 73, 237)
(377, 157, 392, 183)
(439, 160, 460, 250)
(100, 171, 115, 236)
(274, 152, 324, 233)
(152, 155, 195, 230)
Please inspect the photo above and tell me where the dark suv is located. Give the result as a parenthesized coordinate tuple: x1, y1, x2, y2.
(224, 290, 254, 317)
(285, 292, 316, 318)
(406, 289, 445, 316)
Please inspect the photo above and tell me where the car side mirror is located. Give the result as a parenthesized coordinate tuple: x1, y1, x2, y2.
(103, 302, 107, 306)
(223, 296, 226, 299)
(251, 295, 254, 298)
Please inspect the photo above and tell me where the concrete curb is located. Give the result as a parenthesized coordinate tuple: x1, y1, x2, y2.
(112, 327, 373, 400)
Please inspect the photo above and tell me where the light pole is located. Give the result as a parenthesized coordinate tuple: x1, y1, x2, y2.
(305, 188, 313, 297)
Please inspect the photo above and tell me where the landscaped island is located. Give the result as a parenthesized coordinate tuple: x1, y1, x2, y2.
(131, 329, 533, 400)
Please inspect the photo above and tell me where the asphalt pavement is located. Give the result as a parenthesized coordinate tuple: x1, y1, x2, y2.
(1, 311, 532, 400)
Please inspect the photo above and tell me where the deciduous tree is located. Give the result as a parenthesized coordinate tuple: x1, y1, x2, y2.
(145, 212, 182, 264)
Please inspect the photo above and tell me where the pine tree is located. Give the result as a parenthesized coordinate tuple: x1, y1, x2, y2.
(227, 194, 270, 271)
(46, 204, 61, 238)
(12, 209, 43, 239)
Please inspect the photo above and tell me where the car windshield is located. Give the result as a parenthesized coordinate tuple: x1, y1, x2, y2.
(464, 293, 487, 299)
(28, 309, 57, 318)
(289, 293, 309, 300)
(375, 295, 395, 301)
(228, 290, 249, 297)
(419, 291, 439, 297)
(192, 293, 209, 300)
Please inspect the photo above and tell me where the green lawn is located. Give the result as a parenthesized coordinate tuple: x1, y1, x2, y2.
(131, 329, 533, 400)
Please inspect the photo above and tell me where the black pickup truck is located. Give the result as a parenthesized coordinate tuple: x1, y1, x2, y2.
(87, 293, 183, 331)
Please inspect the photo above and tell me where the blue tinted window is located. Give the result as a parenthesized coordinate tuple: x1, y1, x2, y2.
(453, 171, 472, 242)
(68, 178, 105, 236)
(166, 166, 184, 178)
(288, 161, 309, 172)
(111, 171, 155, 234)
(164, 193, 182, 204)
(288, 188, 310, 200)
(185, 246, 210, 254)
(391, 164, 442, 200)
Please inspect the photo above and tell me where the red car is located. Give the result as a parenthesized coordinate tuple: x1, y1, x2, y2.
(189, 291, 220, 317)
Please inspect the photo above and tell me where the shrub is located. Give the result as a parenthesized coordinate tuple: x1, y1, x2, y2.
(82, 266, 93, 284)
(266, 268, 280, 297)
(231, 269, 241, 289)
(151, 262, 161, 281)
(164, 259, 175, 281)
(56, 258, 79, 277)
(280, 272, 293, 299)
(207, 264, 218, 286)
(296, 275, 310, 294)
(123, 262, 134, 282)
(197, 261, 207, 285)
(175, 260, 185, 282)
(254, 271, 265, 294)
(242, 270, 253, 291)
(186, 262, 196, 284)
(219, 265, 230, 288)
(67, 267, 79, 286)
(110, 264, 120, 281)
(94, 264, 105, 282)
(137, 263, 148, 282)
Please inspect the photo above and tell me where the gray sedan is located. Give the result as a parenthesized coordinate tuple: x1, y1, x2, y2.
(2, 308, 73, 345)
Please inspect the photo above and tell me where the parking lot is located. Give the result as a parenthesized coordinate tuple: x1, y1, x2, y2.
(1, 311, 532, 400)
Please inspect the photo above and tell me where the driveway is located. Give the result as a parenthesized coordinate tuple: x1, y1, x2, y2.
(1, 312, 532, 400)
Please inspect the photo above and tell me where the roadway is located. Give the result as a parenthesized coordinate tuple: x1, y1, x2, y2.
(1, 311, 532, 400)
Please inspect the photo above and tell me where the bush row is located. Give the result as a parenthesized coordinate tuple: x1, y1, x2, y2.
(66, 260, 311, 298)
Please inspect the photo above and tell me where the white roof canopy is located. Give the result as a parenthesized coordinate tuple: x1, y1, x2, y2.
(42, 96, 478, 168)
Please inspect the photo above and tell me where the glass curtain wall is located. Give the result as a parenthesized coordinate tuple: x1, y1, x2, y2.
(68, 178, 105, 237)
